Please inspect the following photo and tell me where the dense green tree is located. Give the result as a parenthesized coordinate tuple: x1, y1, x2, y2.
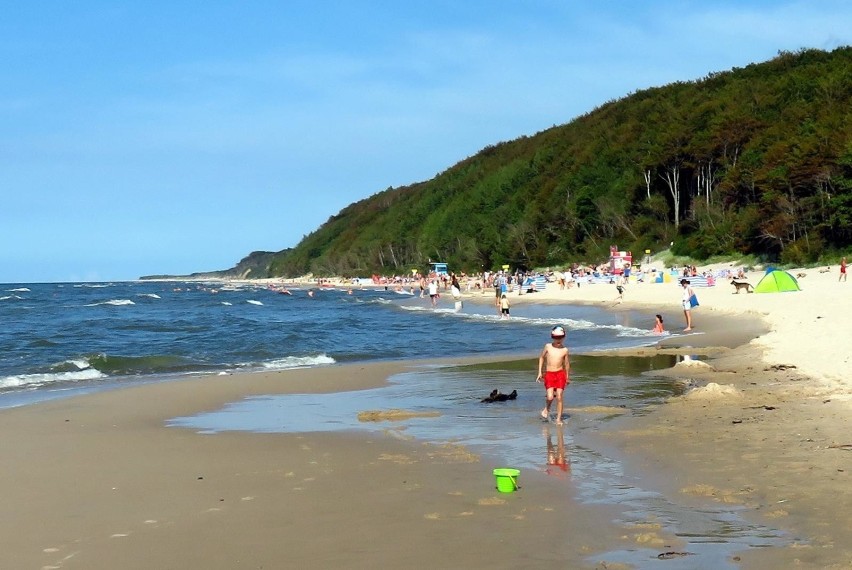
(218, 48, 852, 278)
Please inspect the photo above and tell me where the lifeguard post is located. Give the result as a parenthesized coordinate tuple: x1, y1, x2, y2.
(609, 246, 632, 275)
(430, 262, 449, 276)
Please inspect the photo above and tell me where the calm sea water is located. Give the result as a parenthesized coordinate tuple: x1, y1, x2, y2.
(1, 280, 661, 408)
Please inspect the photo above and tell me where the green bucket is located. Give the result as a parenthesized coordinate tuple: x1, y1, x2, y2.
(493, 468, 520, 493)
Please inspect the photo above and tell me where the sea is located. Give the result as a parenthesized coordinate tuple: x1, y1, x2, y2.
(1, 280, 787, 566)
(0, 280, 660, 408)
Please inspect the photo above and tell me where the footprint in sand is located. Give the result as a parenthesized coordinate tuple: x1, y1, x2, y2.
(378, 453, 417, 465)
(594, 562, 631, 570)
(43, 550, 78, 569)
(477, 497, 506, 506)
(680, 483, 720, 497)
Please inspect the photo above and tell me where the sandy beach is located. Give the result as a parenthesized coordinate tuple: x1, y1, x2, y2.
(507, 262, 852, 568)
(2, 262, 851, 569)
(506, 263, 851, 390)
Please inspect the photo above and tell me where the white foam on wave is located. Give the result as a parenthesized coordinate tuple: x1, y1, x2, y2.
(65, 359, 91, 370)
(505, 314, 654, 337)
(0, 368, 107, 390)
(6, 287, 30, 292)
(260, 354, 336, 370)
(399, 305, 434, 313)
(246, 300, 264, 306)
(0, 295, 23, 301)
(221, 301, 233, 306)
(397, 304, 654, 336)
(138, 293, 161, 299)
(84, 299, 135, 307)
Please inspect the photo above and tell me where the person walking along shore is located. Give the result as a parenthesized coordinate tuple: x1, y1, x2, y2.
(536, 325, 570, 425)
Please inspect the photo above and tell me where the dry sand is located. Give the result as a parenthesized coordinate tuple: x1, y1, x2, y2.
(508, 262, 851, 391)
(3, 263, 851, 569)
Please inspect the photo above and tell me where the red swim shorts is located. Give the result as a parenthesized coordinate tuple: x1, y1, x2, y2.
(543, 369, 568, 390)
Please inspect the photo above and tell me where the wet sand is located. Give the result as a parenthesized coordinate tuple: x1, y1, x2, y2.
(4, 264, 852, 568)
(0, 361, 632, 570)
(584, 344, 852, 569)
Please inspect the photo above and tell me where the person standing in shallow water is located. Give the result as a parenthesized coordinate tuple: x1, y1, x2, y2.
(680, 279, 694, 331)
(428, 279, 439, 307)
(500, 293, 510, 319)
(536, 325, 570, 425)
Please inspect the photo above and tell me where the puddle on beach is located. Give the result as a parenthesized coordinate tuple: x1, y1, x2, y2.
(168, 353, 786, 568)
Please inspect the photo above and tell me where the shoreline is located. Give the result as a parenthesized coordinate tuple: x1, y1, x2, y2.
(2, 264, 851, 568)
(0, 358, 638, 569)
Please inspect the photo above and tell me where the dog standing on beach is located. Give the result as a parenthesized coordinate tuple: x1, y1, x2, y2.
(730, 279, 754, 294)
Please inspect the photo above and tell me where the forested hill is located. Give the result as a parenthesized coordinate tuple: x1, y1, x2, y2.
(267, 47, 851, 278)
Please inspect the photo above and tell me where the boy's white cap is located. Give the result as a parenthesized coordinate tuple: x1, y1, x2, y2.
(551, 325, 566, 337)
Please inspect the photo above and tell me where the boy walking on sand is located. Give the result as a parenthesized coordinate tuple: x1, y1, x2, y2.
(536, 325, 570, 425)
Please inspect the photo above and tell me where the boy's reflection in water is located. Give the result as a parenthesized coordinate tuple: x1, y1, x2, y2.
(544, 425, 570, 477)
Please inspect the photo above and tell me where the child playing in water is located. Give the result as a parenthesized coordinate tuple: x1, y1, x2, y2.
(653, 314, 665, 334)
(500, 293, 510, 319)
(536, 325, 570, 425)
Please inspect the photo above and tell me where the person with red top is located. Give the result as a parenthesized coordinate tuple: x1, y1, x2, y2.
(841, 257, 847, 282)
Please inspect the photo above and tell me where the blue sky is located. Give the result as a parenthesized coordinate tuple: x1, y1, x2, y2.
(1, 1, 850, 283)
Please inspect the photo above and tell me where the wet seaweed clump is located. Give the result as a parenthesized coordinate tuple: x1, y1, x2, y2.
(357, 409, 441, 422)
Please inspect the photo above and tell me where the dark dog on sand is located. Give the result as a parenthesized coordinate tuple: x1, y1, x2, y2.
(482, 389, 517, 403)
(730, 279, 754, 294)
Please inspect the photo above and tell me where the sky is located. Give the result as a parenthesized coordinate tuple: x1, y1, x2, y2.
(1, 1, 850, 283)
